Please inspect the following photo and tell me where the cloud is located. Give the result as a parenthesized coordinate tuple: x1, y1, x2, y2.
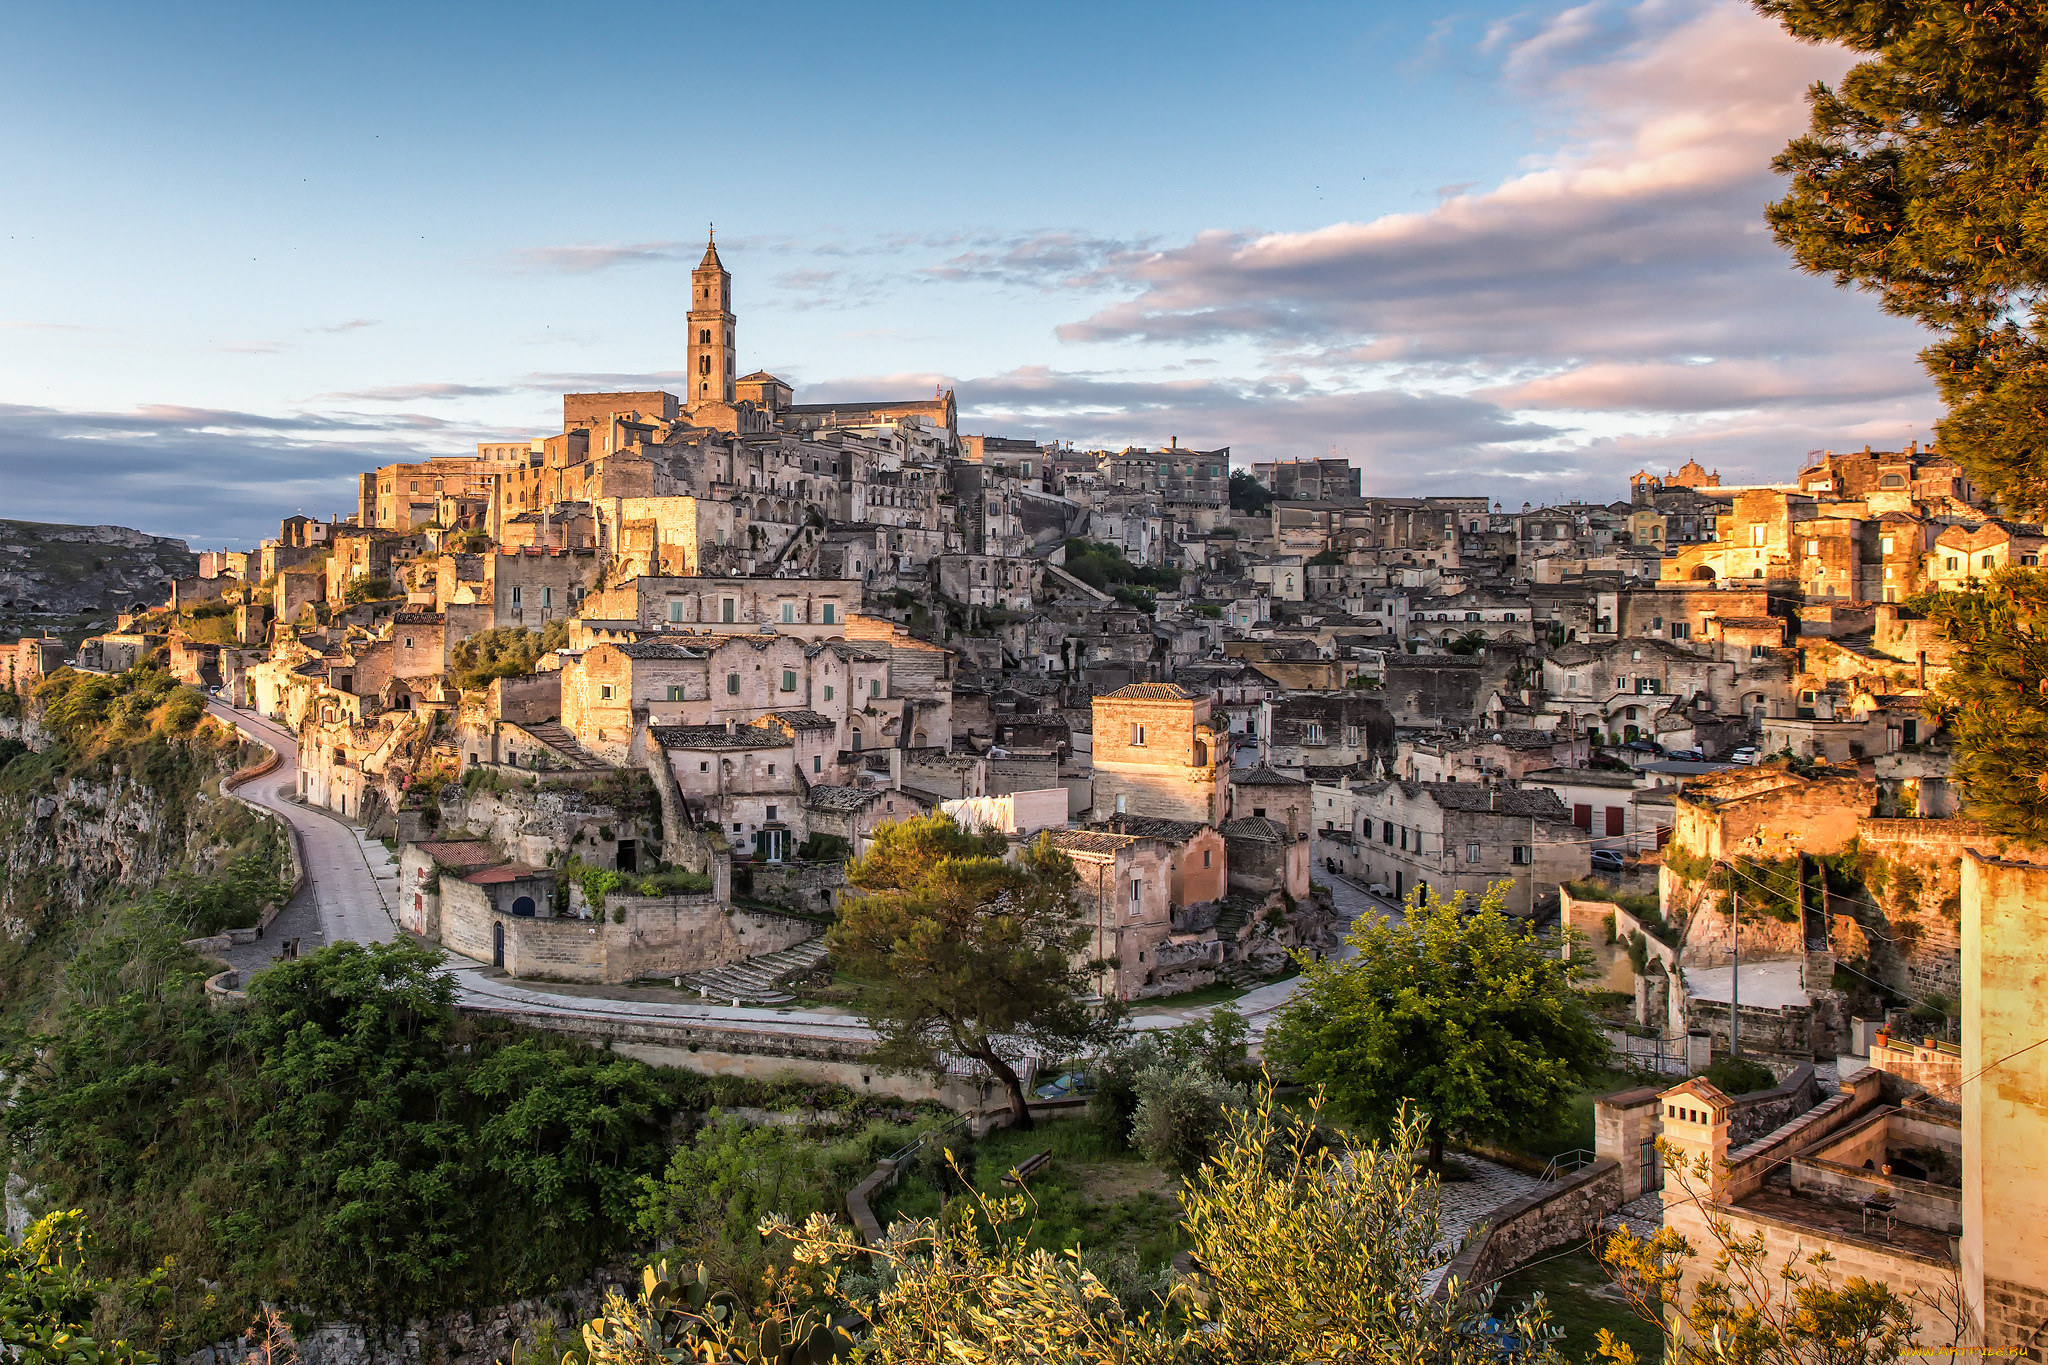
(320, 381, 516, 402)
(924, 232, 1156, 290)
(1051, 1, 1907, 375)
(507, 241, 697, 274)
(305, 318, 381, 334)
(0, 402, 483, 547)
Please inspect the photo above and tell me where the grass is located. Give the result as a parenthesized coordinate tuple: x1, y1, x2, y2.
(874, 1118, 1188, 1270)
(1493, 1244, 1661, 1363)
(1132, 979, 1250, 1011)
(1507, 1067, 1645, 1165)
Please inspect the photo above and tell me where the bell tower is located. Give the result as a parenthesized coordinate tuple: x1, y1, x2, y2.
(688, 228, 735, 406)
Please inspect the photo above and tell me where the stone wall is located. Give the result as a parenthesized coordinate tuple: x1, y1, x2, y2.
(1852, 818, 1989, 998)
(438, 878, 814, 983)
(1434, 1159, 1626, 1297)
(1595, 1087, 1663, 1201)
(746, 860, 845, 917)
(1560, 889, 1633, 993)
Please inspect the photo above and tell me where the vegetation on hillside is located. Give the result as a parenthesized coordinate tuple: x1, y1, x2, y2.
(449, 620, 571, 692)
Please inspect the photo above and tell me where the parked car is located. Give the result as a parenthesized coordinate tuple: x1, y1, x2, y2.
(1730, 746, 1761, 765)
(1590, 849, 1626, 874)
(1667, 747, 1704, 762)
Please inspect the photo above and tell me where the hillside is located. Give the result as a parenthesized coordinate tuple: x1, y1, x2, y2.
(0, 518, 197, 642)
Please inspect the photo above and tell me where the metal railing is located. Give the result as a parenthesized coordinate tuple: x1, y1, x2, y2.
(1540, 1148, 1598, 1182)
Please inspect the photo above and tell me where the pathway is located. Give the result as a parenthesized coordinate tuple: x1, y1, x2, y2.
(208, 701, 398, 963)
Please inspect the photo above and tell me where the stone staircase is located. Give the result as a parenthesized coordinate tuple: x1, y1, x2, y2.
(679, 936, 829, 1005)
(516, 722, 609, 771)
(1219, 960, 1263, 990)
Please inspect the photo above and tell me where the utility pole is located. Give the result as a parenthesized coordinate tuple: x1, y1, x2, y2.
(1730, 877, 1741, 1060)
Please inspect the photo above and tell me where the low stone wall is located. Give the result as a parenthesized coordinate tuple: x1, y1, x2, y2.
(1868, 1034, 1961, 1102)
(1434, 1159, 1626, 1297)
(439, 880, 816, 984)
(1723, 1064, 1818, 1146)
(1791, 1155, 1961, 1234)
(217, 725, 304, 939)
(1721, 1068, 1882, 1201)
(746, 860, 846, 917)
(1560, 890, 1633, 993)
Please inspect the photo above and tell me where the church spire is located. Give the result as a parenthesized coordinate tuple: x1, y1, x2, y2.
(689, 225, 735, 406)
(699, 225, 722, 270)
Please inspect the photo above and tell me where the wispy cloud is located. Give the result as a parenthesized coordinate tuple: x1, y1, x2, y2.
(507, 241, 697, 274)
(319, 381, 515, 402)
(305, 318, 381, 334)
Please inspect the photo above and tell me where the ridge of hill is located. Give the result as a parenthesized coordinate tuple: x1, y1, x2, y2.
(0, 518, 197, 642)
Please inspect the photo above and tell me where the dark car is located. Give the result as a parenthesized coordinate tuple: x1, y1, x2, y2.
(1590, 849, 1626, 874)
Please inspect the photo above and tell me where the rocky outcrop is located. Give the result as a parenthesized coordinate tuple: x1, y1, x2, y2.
(0, 517, 196, 636)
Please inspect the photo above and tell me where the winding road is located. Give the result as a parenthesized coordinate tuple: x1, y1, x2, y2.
(206, 700, 1380, 1045)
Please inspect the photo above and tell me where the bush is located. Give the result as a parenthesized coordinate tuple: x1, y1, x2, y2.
(342, 574, 394, 604)
(1704, 1055, 1777, 1095)
(1130, 1066, 1244, 1178)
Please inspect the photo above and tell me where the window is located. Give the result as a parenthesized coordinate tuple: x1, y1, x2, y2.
(1671, 622, 1690, 640)
(766, 804, 778, 821)
(781, 602, 796, 623)
(781, 669, 796, 692)
(726, 673, 740, 695)
(699, 761, 709, 772)
(403, 637, 413, 649)
(823, 684, 834, 701)
(871, 679, 882, 697)
(1305, 722, 1324, 744)
(1345, 725, 1360, 747)
(1465, 842, 1481, 864)
(1129, 880, 1142, 915)
(821, 603, 836, 624)
(1512, 845, 1532, 865)
(598, 684, 615, 701)
(666, 685, 685, 701)
(1947, 556, 1960, 570)
(1881, 536, 1894, 555)
(1750, 644, 1766, 660)
(541, 586, 553, 608)
(1805, 539, 1819, 556)
(1503, 612, 1516, 622)
(510, 585, 523, 606)
(1382, 822, 1394, 845)
(1751, 525, 1766, 547)
(1983, 554, 1997, 570)
(813, 755, 821, 773)
(1881, 473, 1905, 489)
(722, 598, 736, 623)
(669, 599, 685, 623)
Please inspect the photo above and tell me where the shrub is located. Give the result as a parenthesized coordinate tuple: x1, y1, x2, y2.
(1704, 1055, 1776, 1095)
(1130, 1066, 1245, 1178)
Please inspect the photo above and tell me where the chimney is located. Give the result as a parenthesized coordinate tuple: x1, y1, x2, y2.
(725, 718, 735, 736)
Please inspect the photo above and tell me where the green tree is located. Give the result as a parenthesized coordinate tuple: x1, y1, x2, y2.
(726, 1091, 1559, 1364)
(1907, 571, 2048, 842)
(342, 574, 394, 603)
(1759, 2, 2048, 515)
(1228, 470, 1274, 515)
(827, 814, 1116, 1129)
(1268, 884, 1608, 1167)
(448, 621, 571, 691)
(0, 1212, 161, 1365)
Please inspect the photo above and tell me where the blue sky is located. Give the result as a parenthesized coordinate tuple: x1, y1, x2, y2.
(0, 0, 1937, 547)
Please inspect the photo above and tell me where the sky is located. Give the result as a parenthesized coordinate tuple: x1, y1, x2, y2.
(0, 0, 1938, 548)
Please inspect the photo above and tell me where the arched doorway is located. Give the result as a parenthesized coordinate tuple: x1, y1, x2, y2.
(511, 896, 536, 917)
(1691, 565, 1716, 581)
(492, 922, 505, 967)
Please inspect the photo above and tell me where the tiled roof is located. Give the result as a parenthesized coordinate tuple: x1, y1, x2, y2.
(615, 639, 707, 660)
(651, 725, 789, 750)
(1220, 816, 1290, 841)
(413, 840, 500, 869)
(1420, 783, 1571, 818)
(393, 611, 444, 625)
(806, 784, 881, 811)
(1043, 829, 1144, 855)
(761, 709, 837, 731)
(1092, 815, 1209, 843)
(1102, 682, 1205, 701)
(1232, 766, 1309, 788)
(463, 863, 549, 885)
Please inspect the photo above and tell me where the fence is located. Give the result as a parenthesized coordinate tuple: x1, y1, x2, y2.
(1604, 1025, 1697, 1076)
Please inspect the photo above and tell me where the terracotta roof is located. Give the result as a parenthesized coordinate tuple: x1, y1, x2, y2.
(1220, 816, 1290, 841)
(1101, 682, 1205, 701)
(463, 863, 549, 885)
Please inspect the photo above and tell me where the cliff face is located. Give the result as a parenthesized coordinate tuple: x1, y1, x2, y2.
(0, 518, 197, 639)
(0, 714, 253, 1009)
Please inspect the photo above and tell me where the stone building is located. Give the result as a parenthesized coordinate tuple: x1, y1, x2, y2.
(1042, 828, 1186, 1001)
(1089, 682, 1230, 825)
(1351, 780, 1584, 913)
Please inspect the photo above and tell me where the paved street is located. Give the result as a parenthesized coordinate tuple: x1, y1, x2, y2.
(208, 702, 398, 964)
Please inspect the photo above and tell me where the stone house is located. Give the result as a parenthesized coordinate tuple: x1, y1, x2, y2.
(653, 723, 804, 861)
(1090, 682, 1230, 825)
(1922, 519, 2047, 591)
(1261, 692, 1395, 775)
(1351, 780, 1585, 913)
(801, 784, 928, 858)
(1094, 814, 1228, 908)
(1043, 829, 1189, 1001)
(579, 571, 862, 637)
(1219, 816, 1311, 900)
(4, 636, 67, 697)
